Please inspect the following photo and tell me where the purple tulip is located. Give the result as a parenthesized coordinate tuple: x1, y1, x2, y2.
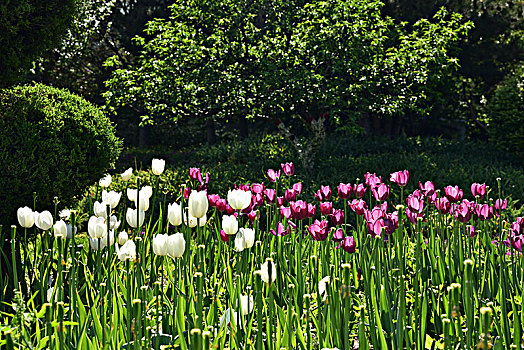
(406, 208, 424, 225)
(454, 203, 472, 223)
(476, 204, 494, 221)
(280, 207, 292, 220)
(390, 170, 409, 187)
(315, 185, 332, 201)
(252, 193, 264, 207)
(271, 222, 290, 236)
(435, 196, 451, 214)
(284, 188, 297, 202)
(406, 194, 424, 214)
(340, 236, 356, 253)
(349, 199, 367, 215)
(419, 181, 435, 197)
(333, 228, 344, 242)
(308, 220, 329, 241)
(183, 186, 191, 199)
(470, 183, 487, 199)
(267, 169, 281, 182)
(208, 194, 220, 207)
(290, 200, 308, 220)
(372, 183, 389, 201)
(367, 218, 386, 237)
(247, 210, 258, 222)
(281, 162, 295, 176)
(364, 172, 382, 188)
(189, 168, 203, 183)
(364, 205, 384, 222)
(512, 218, 523, 235)
(320, 202, 333, 216)
(331, 209, 345, 226)
(467, 225, 476, 238)
(216, 198, 227, 212)
(293, 182, 303, 195)
(220, 229, 229, 242)
(354, 183, 367, 198)
(307, 203, 316, 217)
(264, 189, 276, 204)
(495, 198, 508, 211)
(444, 185, 463, 202)
(277, 196, 284, 207)
(251, 183, 265, 194)
(225, 204, 235, 215)
(337, 183, 352, 199)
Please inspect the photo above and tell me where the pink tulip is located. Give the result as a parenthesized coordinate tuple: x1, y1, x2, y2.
(183, 187, 191, 199)
(293, 182, 303, 195)
(264, 189, 276, 204)
(384, 211, 398, 234)
(406, 194, 424, 214)
(333, 228, 344, 242)
(444, 185, 463, 202)
(470, 183, 487, 199)
(435, 196, 451, 214)
(340, 236, 356, 253)
(267, 169, 281, 182)
(251, 183, 265, 194)
(364, 205, 384, 222)
(307, 203, 316, 217)
(280, 207, 292, 220)
(189, 168, 203, 183)
(281, 162, 295, 176)
(337, 183, 352, 199)
(277, 196, 284, 207)
(331, 209, 344, 226)
(419, 181, 435, 197)
(208, 194, 220, 207)
(216, 198, 227, 212)
(354, 183, 367, 198)
(476, 204, 494, 221)
(220, 229, 229, 242)
(372, 184, 389, 201)
(248, 210, 258, 222)
(315, 185, 332, 201)
(495, 199, 508, 211)
(390, 170, 409, 187)
(349, 199, 367, 215)
(454, 203, 472, 223)
(320, 202, 333, 216)
(368, 218, 386, 237)
(406, 208, 424, 225)
(512, 218, 523, 235)
(290, 200, 308, 221)
(364, 172, 382, 188)
(271, 222, 290, 236)
(308, 220, 329, 241)
(284, 189, 297, 202)
(252, 193, 264, 207)
(225, 205, 235, 215)
(467, 225, 476, 238)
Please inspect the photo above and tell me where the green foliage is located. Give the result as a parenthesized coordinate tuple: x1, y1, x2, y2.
(0, 84, 121, 231)
(0, 0, 77, 86)
(104, 0, 470, 129)
(488, 68, 524, 160)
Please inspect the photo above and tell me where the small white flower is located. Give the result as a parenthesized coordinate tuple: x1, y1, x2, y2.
(58, 209, 71, 220)
(99, 174, 112, 188)
(239, 294, 254, 315)
(126, 208, 145, 228)
(318, 276, 331, 300)
(234, 228, 255, 252)
(88, 216, 107, 239)
(89, 230, 115, 250)
(188, 191, 208, 219)
(184, 210, 206, 228)
(93, 201, 109, 218)
(102, 190, 122, 209)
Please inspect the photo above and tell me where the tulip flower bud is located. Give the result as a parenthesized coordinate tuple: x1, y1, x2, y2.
(166, 232, 185, 258)
(121, 167, 133, 181)
(261, 259, 276, 284)
(188, 191, 209, 219)
(53, 220, 68, 239)
(222, 215, 238, 235)
(35, 211, 53, 231)
(99, 174, 112, 188)
(167, 202, 183, 226)
(102, 190, 122, 209)
(17, 206, 35, 228)
(118, 231, 129, 245)
(227, 189, 252, 210)
(234, 228, 255, 252)
(239, 294, 254, 315)
(153, 234, 169, 256)
(126, 208, 145, 228)
(116, 240, 136, 261)
(151, 158, 166, 175)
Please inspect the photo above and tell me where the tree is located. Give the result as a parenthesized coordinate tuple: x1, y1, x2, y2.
(0, 0, 77, 86)
(104, 0, 470, 143)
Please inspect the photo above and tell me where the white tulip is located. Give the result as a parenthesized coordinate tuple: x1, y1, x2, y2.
(153, 234, 169, 256)
(118, 231, 129, 245)
(127, 188, 138, 202)
(93, 201, 109, 218)
(109, 215, 121, 230)
(66, 223, 77, 239)
(47, 287, 57, 302)
(167, 202, 183, 226)
(102, 190, 122, 209)
(35, 211, 53, 231)
(184, 210, 206, 228)
(219, 308, 239, 330)
(166, 233, 185, 258)
(121, 167, 133, 181)
(188, 191, 208, 219)
(140, 186, 153, 199)
(88, 216, 107, 239)
(318, 276, 331, 300)
(136, 196, 150, 212)
(89, 230, 115, 250)
(126, 208, 145, 228)
(17, 206, 35, 228)
(152, 158, 166, 175)
(222, 215, 238, 235)
(239, 294, 254, 315)
(99, 174, 112, 188)
(59, 209, 71, 220)
(235, 228, 255, 252)
(260, 260, 276, 284)
(116, 240, 136, 261)
(227, 189, 252, 210)
(53, 220, 68, 239)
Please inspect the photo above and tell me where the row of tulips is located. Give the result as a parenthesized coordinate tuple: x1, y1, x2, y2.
(0, 160, 523, 349)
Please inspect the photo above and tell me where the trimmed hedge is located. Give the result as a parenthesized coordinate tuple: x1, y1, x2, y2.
(0, 84, 121, 231)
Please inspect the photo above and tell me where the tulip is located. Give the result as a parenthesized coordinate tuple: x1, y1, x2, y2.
(35, 211, 53, 231)
(116, 240, 136, 261)
(261, 260, 277, 284)
(281, 162, 295, 176)
(188, 190, 208, 219)
(53, 220, 68, 239)
(184, 211, 207, 228)
(151, 158, 165, 175)
(277, 196, 284, 207)
(225, 205, 235, 215)
(234, 228, 255, 252)
(454, 203, 472, 223)
(390, 170, 409, 187)
(333, 228, 344, 242)
(364, 172, 382, 188)
(419, 181, 435, 197)
(307, 203, 316, 218)
(340, 236, 356, 253)
(89, 230, 114, 250)
(222, 215, 239, 235)
(290, 200, 308, 220)
(47, 287, 57, 303)
(364, 206, 384, 222)
(153, 234, 169, 256)
(320, 202, 333, 216)
(267, 169, 281, 182)
(337, 183, 352, 199)
(216, 198, 227, 212)
(220, 229, 230, 242)
(93, 201, 109, 218)
(406, 194, 424, 214)
(219, 308, 241, 330)
(66, 223, 77, 239)
(126, 208, 145, 228)
(240, 294, 254, 315)
(183, 186, 191, 199)
(264, 189, 276, 204)
(251, 183, 265, 194)
(121, 167, 133, 181)
(367, 218, 386, 237)
(476, 204, 494, 221)
(208, 194, 220, 207)
(316, 185, 332, 201)
(318, 276, 330, 300)
(372, 184, 389, 201)
(17, 206, 35, 228)
(284, 188, 297, 202)
(279, 207, 291, 220)
(406, 208, 423, 225)
(293, 182, 303, 195)
(444, 185, 463, 202)
(471, 183, 487, 199)
(331, 209, 344, 226)
(354, 183, 367, 198)
(247, 210, 258, 222)
(308, 219, 329, 241)
(189, 167, 202, 182)
(102, 190, 122, 209)
(59, 209, 71, 220)
(349, 199, 367, 215)
(495, 198, 508, 211)
(227, 189, 252, 210)
(167, 202, 183, 226)
(467, 225, 476, 238)
(99, 174, 112, 188)
(118, 231, 129, 245)
(252, 193, 264, 207)
(435, 196, 451, 214)
(140, 186, 153, 199)
(88, 216, 107, 239)
(270, 222, 290, 236)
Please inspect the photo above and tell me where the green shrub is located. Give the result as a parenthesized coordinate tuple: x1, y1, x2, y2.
(488, 68, 524, 161)
(0, 84, 121, 232)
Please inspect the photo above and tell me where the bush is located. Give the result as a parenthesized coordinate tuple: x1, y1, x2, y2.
(488, 68, 524, 161)
(0, 84, 121, 232)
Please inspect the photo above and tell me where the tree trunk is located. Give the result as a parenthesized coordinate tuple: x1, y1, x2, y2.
(371, 114, 383, 136)
(239, 116, 249, 139)
(138, 125, 150, 148)
(392, 115, 402, 138)
(206, 119, 217, 146)
(359, 112, 373, 136)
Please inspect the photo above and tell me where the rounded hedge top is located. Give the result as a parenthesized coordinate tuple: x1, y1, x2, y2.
(0, 83, 121, 230)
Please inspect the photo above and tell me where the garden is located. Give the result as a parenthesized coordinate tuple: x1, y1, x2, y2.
(0, 0, 523, 349)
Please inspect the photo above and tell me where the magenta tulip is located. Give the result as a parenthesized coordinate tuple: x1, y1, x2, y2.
(406, 194, 424, 214)
(290, 200, 308, 220)
(280, 207, 292, 220)
(333, 228, 344, 242)
(251, 183, 265, 194)
(364, 172, 382, 188)
(320, 202, 333, 216)
(220, 229, 230, 242)
(419, 181, 435, 197)
(467, 225, 476, 238)
(247, 210, 258, 222)
(435, 196, 451, 214)
(293, 182, 303, 195)
(390, 170, 409, 187)
(476, 204, 494, 221)
(267, 169, 281, 182)
(315, 185, 332, 201)
(372, 183, 389, 201)
(208, 194, 220, 207)
(271, 222, 290, 236)
(252, 193, 264, 207)
(284, 188, 297, 202)
(349, 199, 367, 215)
(331, 209, 344, 226)
(183, 187, 191, 199)
(308, 220, 329, 241)
(470, 183, 486, 199)
(225, 204, 235, 215)
(337, 183, 352, 199)
(354, 183, 367, 198)
(189, 168, 203, 183)
(495, 198, 508, 211)
(264, 189, 276, 204)
(367, 218, 386, 237)
(340, 236, 356, 253)
(444, 185, 463, 202)
(454, 203, 472, 223)
(281, 162, 295, 176)
(406, 208, 423, 225)
(277, 196, 284, 207)
(307, 203, 316, 217)
(216, 198, 227, 212)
